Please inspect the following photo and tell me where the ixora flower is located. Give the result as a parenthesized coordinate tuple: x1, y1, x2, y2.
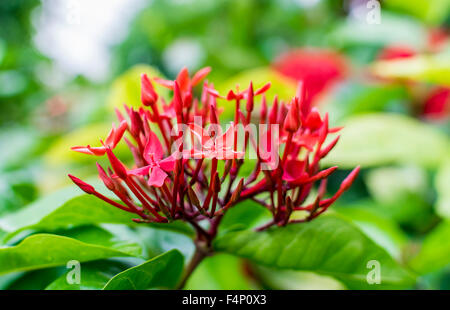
(69, 67, 359, 286)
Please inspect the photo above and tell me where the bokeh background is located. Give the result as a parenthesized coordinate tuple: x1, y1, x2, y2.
(0, 0, 449, 289)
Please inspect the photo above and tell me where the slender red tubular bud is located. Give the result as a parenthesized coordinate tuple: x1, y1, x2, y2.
(212, 172, 221, 193)
(210, 104, 219, 124)
(340, 166, 360, 191)
(105, 148, 128, 179)
(283, 98, 300, 132)
(260, 95, 267, 123)
(320, 135, 340, 158)
(141, 73, 158, 106)
(130, 109, 143, 137)
(183, 91, 193, 108)
(229, 178, 244, 204)
(246, 81, 254, 112)
(191, 67, 211, 86)
(173, 81, 184, 121)
(285, 196, 293, 218)
(255, 82, 271, 95)
(115, 108, 126, 123)
(269, 95, 278, 124)
(187, 188, 203, 213)
(68, 174, 96, 194)
(96, 163, 115, 191)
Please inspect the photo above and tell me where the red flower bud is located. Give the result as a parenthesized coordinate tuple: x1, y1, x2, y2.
(96, 163, 115, 191)
(173, 81, 184, 121)
(269, 95, 278, 124)
(246, 81, 254, 112)
(105, 148, 128, 179)
(141, 74, 158, 106)
(212, 172, 221, 193)
(283, 98, 300, 132)
(68, 174, 96, 194)
(340, 166, 361, 191)
(260, 95, 267, 122)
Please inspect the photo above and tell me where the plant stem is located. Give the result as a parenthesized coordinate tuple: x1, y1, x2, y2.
(176, 243, 208, 289)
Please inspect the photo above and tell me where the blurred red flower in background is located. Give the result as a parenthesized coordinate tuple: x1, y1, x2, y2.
(272, 49, 348, 107)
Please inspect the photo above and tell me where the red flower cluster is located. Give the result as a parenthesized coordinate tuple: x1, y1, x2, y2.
(68, 67, 359, 233)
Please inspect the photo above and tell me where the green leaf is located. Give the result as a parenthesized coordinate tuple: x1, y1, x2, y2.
(3, 267, 64, 290)
(435, 160, 450, 219)
(2, 195, 194, 243)
(335, 205, 409, 260)
(0, 186, 99, 239)
(185, 254, 253, 290)
(0, 234, 140, 275)
(103, 249, 183, 290)
(323, 113, 450, 169)
(364, 166, 432, 226)
(385, 0, 450, 25)
(409, 221, 450, 274)
(46, 261, 127, 290)
(214, 215, 415, 289)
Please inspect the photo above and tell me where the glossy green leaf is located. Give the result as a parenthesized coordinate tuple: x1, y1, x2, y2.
(409, 221, 450, 274)
(0, 186, 99, 236)
(4, 267, 65, 290)
(335, 205, 409, 260)
(323, 113, 450, 169)
(364, 166, 432, 226)
(214, 215, 415, 289)
(0, 234, 140, 275)
(253, 265, 345, 290)
(46, 261, 128, 290)
(103, 249, 183, 290)
(1, 195, 194, 244)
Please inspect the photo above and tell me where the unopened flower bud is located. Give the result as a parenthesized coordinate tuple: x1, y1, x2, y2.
(106, 148, 128, 180)
(68, 174, 96, 194)
(246, 81, 254, 112)
(141, 74, 158, 106)
(283, 98, 301, 132)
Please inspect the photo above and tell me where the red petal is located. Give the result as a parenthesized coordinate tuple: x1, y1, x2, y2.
(148, 166, 168, 187)
(153, 77, 174, 89)
(144, 130, 164, 162)
(255, 82, 271, 95)
(191, 67, 211, 86)
(176, 67, 191, 92)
